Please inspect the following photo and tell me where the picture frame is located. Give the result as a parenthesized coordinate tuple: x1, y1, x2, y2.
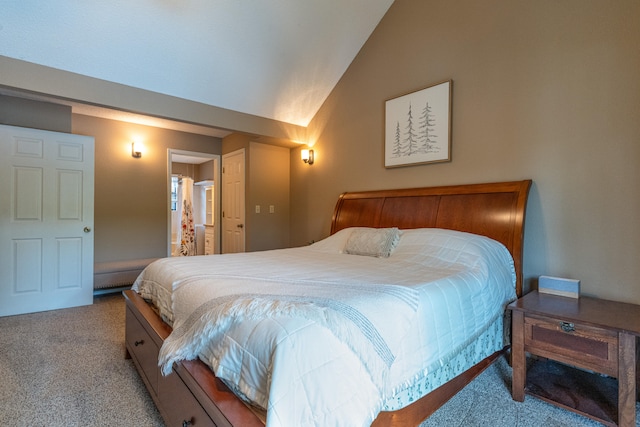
(385, 80, 452, 168)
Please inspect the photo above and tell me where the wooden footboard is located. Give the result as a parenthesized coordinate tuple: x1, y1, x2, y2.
(125, 290, 505, 427)
(124, 289, 263, 427)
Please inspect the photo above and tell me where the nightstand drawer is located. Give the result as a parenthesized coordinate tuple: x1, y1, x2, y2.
(524, 314, 619, 376)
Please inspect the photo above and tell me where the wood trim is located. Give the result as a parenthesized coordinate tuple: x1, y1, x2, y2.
(177, 361, 264, 427)
(618, 332, 636, 426)
(125, 288, 172, 343)
(511, 310, 526, 402)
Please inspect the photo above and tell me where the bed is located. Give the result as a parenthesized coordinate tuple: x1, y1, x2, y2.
(124, 179, 531, 427)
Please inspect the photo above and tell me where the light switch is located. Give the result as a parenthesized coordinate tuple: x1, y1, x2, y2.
(269, 205, 275, 214)
(255, 205, 261, 214)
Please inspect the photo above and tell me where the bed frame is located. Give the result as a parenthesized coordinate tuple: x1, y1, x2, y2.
(124, 179, 531, 427)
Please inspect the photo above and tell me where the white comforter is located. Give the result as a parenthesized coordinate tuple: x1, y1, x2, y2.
(133, 228, 516, 427)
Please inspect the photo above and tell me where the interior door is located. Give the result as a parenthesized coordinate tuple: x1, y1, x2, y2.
(221, 149, 245, 253)
(0, 124, 94, 316)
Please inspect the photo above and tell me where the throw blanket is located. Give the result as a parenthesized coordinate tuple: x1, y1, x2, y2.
(158, 275, 420, 394)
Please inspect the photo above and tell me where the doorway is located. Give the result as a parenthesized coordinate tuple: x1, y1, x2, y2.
(167, 149, 221, 257)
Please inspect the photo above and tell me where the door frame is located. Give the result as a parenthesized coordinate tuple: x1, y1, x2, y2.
(167, 149, 221, 257)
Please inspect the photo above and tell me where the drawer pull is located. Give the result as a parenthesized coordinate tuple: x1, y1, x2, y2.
(560, 322, 575, 333)
(134, 339, 144, 346)
(182, 419, 193, 427)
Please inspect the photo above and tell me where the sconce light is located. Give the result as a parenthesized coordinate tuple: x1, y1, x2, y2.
(301, 148, 314, 165)
(132, 141, 142, 158)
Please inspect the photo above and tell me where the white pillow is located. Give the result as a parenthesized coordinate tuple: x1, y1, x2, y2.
(307, 228, 355, 253)
(344, 227, 401, 258)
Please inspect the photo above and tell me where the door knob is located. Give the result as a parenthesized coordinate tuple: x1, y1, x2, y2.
(83, 227, 91, 233)
(237, 224, 244, 229)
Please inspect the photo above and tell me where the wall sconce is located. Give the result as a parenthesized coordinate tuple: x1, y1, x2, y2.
(132, 141, 143, 158)
(301, 148, 314, 165)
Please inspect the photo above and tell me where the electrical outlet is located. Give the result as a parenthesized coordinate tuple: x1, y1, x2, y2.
(255, 205, 261, 214)
(269, 205, 275, 214)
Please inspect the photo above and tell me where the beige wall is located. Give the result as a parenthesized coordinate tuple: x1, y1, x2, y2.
(293, 0, 640, 303)
(222, 134, 291, 252)
(248, 142, 290, 251)
(171, 161, 214, 182)
(0, 95, 71, 133)
(72, 114, 221, 263)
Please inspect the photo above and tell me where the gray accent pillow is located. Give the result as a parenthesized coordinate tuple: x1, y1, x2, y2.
(344, 227, 401, 258)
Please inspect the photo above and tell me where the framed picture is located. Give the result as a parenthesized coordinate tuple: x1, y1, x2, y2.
(385, 80, 452, 168)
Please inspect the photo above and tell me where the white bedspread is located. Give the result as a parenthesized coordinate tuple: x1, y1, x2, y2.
(133, 228, 517, 427)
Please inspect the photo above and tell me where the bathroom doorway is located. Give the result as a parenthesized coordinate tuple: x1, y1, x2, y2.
(167, 149, 221, 257)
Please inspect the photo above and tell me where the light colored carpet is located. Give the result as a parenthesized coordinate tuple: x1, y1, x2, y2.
(0, 294, 164, 426)
(0, 293, 633, 426)
(419, 356, 608, 427)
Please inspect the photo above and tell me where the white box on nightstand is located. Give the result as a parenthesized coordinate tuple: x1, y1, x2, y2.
(538, 275, 580, 298)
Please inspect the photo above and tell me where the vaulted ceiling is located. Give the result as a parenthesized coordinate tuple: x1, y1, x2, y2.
(1, 1, 394, 133)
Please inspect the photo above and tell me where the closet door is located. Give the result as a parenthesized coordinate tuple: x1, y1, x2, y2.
(0, 124, 94, 316)
(222, 149, 245, 253)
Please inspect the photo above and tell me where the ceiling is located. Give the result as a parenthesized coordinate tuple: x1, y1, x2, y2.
(1, 1, 394, 136)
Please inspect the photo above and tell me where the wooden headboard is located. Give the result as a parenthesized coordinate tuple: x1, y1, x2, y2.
(331, 180, 532, 297)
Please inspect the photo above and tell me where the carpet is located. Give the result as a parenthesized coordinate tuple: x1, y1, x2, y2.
(0, 293, 633, 426)
(0, 294, 164, 426)
(419, 355, 609, 427)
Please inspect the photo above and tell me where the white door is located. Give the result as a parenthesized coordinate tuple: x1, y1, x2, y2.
(0, 125, 94, 316)
(222, 149, 245, 253)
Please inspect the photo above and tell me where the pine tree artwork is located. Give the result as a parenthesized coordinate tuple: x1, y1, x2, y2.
(391, 121, 402, 158)
(419, 101, 438, 154)
(385, 80, 451, 167)
(403, 103, 419, 156)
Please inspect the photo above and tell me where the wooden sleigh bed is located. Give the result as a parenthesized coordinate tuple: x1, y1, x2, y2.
(124, 179, 531, 427)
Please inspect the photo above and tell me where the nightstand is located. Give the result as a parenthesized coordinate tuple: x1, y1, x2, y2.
(508, 291, 640, 427)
